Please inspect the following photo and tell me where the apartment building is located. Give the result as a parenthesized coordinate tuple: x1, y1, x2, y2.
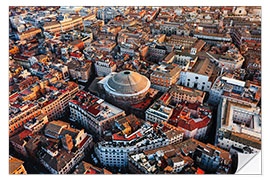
(216, 97, 261, 148)
(169, 84, 205, 104)
(165, 35, 198, 49)
(128, 138, 232, 174)
(23, 113, 49, 133)
(38, 81, 79, 120)
(18, 28, 41, 41)
(169, 51, 198, 71)
(66, 60, 92, 83)
(43, 15, 83, 33)
(146, 101, 174, 124)
(97, 7, 119, 22)
(38, 120, 93, 174)
(231, 28, 261, 47)
(168, 104, 212, 140)
(95, 121, 174, 168)
(208, 76, 246, 105)
(69, 90, 125, 136)
(217, 128, 261, 154)
(193, 31, 232, 43)
(150, 64, 181, 92)
(95, 58, 116, 77)
(91, 40, 117, 52)
(206, 49, 245, 71)
(9, 101, 41, 136)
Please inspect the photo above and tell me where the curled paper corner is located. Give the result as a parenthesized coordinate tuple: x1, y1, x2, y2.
(236, 151, 261, 174)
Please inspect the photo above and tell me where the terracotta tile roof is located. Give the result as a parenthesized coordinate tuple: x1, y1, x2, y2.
(9, 156, 24, 174)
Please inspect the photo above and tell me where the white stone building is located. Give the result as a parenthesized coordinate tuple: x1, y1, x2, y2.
(95, 122, 171, 168)
(95, 58, 116, 77)
(217, 128, 261, 154)
(179, 58, 219, 92)
(216, 95, 261, 154)
(180, 71, 213, 92)
(208, 76, 246, 105)
(69, 90, 125, 136)
(146, 102, 174, 124)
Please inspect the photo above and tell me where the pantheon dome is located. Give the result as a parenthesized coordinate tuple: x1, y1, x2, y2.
(103, 70, 151, 105)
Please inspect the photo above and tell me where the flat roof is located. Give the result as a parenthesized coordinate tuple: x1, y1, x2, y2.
(221, 76, 246, 87)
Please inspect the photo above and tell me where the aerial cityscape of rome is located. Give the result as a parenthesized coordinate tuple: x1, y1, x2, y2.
(8, 6, 261, 174)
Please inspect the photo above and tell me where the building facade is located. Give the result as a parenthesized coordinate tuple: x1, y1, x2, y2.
(150, 64, 181, 92)
(95, 122, 171, 168)
(95, 58, 116, 77)
(69, 90, 125, 136)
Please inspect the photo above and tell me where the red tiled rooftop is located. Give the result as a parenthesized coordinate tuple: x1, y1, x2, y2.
(59, 89, 68, 94)
(131, 98, 152, 110)
(79, 135, 90, 149)
(70, 91, 104, 116)
(9, 93, 20, 101)
(112, 133, 138, 141)
(137, 132, 142, 137)
(19, 130, 32, 139)
(85, 168, 97, 174)
(20, 89, 33, 96)
(86, 105, 100, 116)
(223, 7, 233, 10)
(196, 168, 205, 174)
(169, 106, 211, 131)
(162, 125, 170, 132)
(70, 52, 83, 58)
(43, 98, 56, 107)
(11, 103, 35, 113)
(48, 86, 58, 91)
(160, 93, 170, 102)
(45, 74, 53, 79)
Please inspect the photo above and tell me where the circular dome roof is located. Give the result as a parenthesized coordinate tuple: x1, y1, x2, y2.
(105, 70, 150, 95)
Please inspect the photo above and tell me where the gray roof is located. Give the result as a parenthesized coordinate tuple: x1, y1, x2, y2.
(40, 149, 74, 173)
(44, 121, 70, 139)
(106, 70, 150, 94)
